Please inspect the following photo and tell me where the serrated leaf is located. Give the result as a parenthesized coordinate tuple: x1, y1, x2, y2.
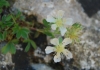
(22, 28, 30, 33)
(1, 45, 9, 54)
(5, 14, 12, 21)
(25, 43, 30, 52)
(21, 31, 28, 39)
(30, 40, 36, 49)
(0, 0, 9, 8)
(3, 31, 7, 40)
(43, 19, 50, 27)
(9, 43, 16, 54)
(12, 25, 19, 34)
(16, 30, 22, 39)
(0, 33, 3, 40)
(2, 15, 6, 22)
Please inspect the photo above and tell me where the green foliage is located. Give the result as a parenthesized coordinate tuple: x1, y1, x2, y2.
(0, 0, 9, 13)
(0, 0, 37, 54)
(13, 27, 30, 39)
(43, 19, 50, 27)
(72, 23, 82, 31)
(2, 42, 16, 54)
(0, 0, 9, 8)
(24, 39, 36, 52)
(42, 19, 54, 37)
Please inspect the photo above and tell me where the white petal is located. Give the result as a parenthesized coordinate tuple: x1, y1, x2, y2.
(46, 15, 55, 23)
(59, 27, 67, 36)
(50, 38, 59, 45)
(54, 53, 61, 62)
(45, 46, 56, 54)
(63, 49, 73, 59)
(57, 10, 64, 19)
(64, 18, 73, 26)
(62, 38, 72, 46)
(51, 24, 57, 30)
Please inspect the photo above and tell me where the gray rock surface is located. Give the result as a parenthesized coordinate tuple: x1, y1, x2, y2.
(31, 63, 54, 70)
(13, 0, 92, 27)
(13, 0, 100, 70)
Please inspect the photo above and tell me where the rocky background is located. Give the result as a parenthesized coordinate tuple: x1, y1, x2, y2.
(0, 0, 100, 70)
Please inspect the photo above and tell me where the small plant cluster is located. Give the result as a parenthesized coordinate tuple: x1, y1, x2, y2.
(0, 0, 36, 54)
(0, 0, 82, 63)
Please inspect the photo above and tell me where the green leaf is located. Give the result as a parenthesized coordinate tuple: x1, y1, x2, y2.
(5, 14, 12, 21)
(21, 28, 30, 33)
(43, 19, 50, 27)
(59, 37, 63, 43)
(11, 39, 18, 44)
(30, 40, 36, 49)
(15, 10, 25, 20)
(21, 31, 28, 39)
(0, 33, 3, 40)
(43, 31, 54, 37)
(25, 43, 30, 52)
(0, 9, 2, 13)
(16, 30, 22, 39)
(16, 28, 29, 39)
(9, 42, 16, 54)
(34, 32, 40, 38)
(2, 15, 6, 22)
(12, 24, 19, 34)
(0, 0, 10, 8)
(3, 31, 7, 40)
(72, 23, 82, 29)
(2, 42, 16, 54)
(1, 45, 9, 54)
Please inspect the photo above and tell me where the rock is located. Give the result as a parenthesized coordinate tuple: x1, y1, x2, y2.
(78, 0, 100, 17)
(13, 0, 100, 70)
(13, 0, 92, 27)
(31, 63, 54, 70)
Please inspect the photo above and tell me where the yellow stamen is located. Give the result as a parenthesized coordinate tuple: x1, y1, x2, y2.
(56, 44, 64, 53)
(56, 19, 63, 27)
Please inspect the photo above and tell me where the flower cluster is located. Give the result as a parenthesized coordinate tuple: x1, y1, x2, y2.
(44, 10, 82, 62)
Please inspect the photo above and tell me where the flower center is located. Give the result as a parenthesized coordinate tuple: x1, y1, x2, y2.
(56, 44, 64, 53)
(56, 19, 63, 27)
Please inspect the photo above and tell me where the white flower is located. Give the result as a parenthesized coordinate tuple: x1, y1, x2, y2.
(45, 38, 73, 62)
(46, 10, 73, 36)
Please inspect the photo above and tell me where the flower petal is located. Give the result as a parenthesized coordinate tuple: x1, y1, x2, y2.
(59, 27, 67, 36)
(46, 15, 55, 23)
(45, 46, 56, 54)
(63, 49, 73, 59)
(50, 38, 59, 45)
(51, 24, 57, 30)
(54, 53, 61, 62)
(64, 18, 73, 26)
(57, 10, 64, 19)
(62, 38, 72, 46)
